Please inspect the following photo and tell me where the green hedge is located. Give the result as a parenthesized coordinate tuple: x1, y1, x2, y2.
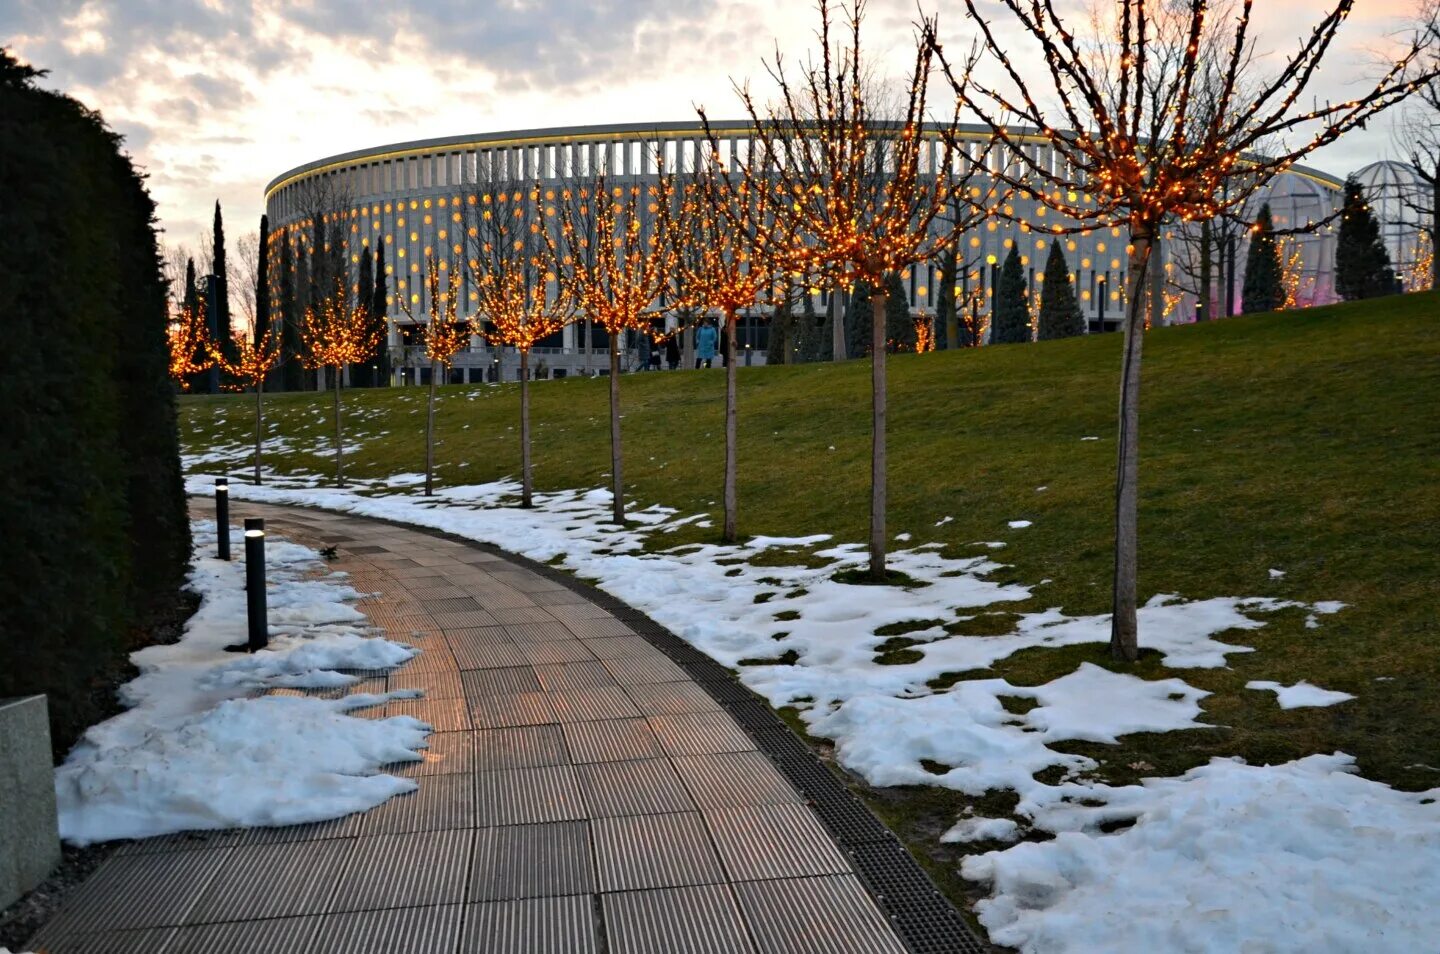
(0, 52, 190, 756)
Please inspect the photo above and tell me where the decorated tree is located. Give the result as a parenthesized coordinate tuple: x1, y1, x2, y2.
(930, 0, 1436, 659)
(1398, 2, 1439, 291)
(554, 176, 675, 524)
(302, 278, 381, 487)
(700, 0, 996, 577)
(1242, 204, 1284, 312)
(990, 245, 1030, 344)
(1038, 241, 1085, 339)
(166, 301, 212, 391)
(668, 165, 788, 542)
(401, 256, 470, 496)
(472, 184, 577, 507)
(211, 328, 281, 484)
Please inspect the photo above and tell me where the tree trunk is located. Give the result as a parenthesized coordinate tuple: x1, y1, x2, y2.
(425, 359, 438, 496)
(1198, 219, 1212, 321)
(520, 348, 533, 508)
(1110, 229, 1154, 662)
(723, 308, 739, 543)
(608, 332, 624, 524)
(253, 382, 263, 485)
(833, 289, 849, 361)
(333, 366, 345, 488)
(682, 320, 695, 370)
(942, 250, 959, 348)
(869, 290, 888, 580)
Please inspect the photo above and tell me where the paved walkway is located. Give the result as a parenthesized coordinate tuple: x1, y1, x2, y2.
(28, 500, 947, 954)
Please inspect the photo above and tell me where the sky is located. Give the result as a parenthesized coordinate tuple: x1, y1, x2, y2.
(1, 0, 1425, 258)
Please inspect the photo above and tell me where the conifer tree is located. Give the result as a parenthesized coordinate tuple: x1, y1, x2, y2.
(796, 293, 821, 362)
(353, 250, 375, 386)
(845, 279, 873, 357)
(212, 201, 236, 363)
(254, 214, 270, 347)
(990, 245, 1030, 344)
(1336, 177, 1396, 300)
(817, 293, 837, 361)
(1242, 203, 1285, 313)
(766, 290, 793, 365)
(183, 257, 198, 316)
(884, 272, 916, 352)
(937, 248, 957, 349)
(279, 238, 305, 391)
(371, 247, 390, 386)
(1037, 242, 1085, 339)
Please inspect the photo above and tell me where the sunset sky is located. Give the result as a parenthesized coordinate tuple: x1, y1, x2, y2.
(2, 0, 1425, 258)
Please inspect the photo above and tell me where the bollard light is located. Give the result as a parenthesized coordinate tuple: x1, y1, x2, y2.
(244, 517, 268, 652)
(215, 478, 230, 561)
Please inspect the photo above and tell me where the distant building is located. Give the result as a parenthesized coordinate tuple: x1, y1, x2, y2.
(266, 122, 1405, 377)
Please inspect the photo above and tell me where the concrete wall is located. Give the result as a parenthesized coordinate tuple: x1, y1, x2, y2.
(0, 696, 61, 909)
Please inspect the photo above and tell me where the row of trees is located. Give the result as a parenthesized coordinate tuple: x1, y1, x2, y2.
(187, 0, 1434, 670)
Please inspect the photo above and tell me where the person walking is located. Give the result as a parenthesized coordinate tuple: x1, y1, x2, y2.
(696, 319, 718, 369)
(665, 333, 680, 371)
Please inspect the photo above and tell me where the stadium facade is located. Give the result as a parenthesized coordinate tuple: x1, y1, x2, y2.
(263, 121, 1409, 382)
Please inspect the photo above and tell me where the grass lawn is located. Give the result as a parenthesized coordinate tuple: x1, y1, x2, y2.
(181, 291, 1439, 927)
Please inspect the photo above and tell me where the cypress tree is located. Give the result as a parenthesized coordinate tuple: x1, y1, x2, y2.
(1037, 242, 1085, 339)
(990, 245, 1030, 344)
(371, 246, 390, 386)
(1241, 203, 1284, 313)
(353, 249, 374, 387)
(1335, 176, 1395, 300)
(212, 200, 235, 361)
(183, 256, 198, 315)
(795, 292, 820, 363)
(884, 271, 917, 352)
(846, 278, 874, 357)
(766, 291, 792, 365)
(937, 248, 957, 349)
(818, 292, 837, 361)
(279, 237, 305, 391)
(255, 214, 270, 346)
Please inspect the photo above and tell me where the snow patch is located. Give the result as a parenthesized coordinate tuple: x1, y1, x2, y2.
(1246, 680, 1356, 709)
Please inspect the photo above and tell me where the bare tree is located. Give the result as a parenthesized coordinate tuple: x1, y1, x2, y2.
(701, 0, 998, 579)
(931, 0, 1437, 660)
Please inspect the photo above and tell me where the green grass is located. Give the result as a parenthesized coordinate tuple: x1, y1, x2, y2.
(183, 292, 1440, 924)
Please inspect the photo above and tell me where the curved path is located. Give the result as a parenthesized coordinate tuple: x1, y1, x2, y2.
(30, 500, 983, 954)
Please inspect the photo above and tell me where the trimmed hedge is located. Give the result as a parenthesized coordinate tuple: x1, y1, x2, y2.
(0, 51, 190, 756)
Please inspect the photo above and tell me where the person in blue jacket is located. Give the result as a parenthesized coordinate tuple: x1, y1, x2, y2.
(695, 319, 718, 368)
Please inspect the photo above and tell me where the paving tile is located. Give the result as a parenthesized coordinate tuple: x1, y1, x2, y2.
(227, 813, 364, 846)
(396, 645, 459, 673)
(186, 840, 351, 923)
(624, 682, 724, 716)
(503, 621, 579, 643)
(533, 660, 618, 692)
(451, 641, 530, 671)
(304, 903, 466, 954)
(470, 690, 556, 729)
(576, 758, 696, 818)
(648, 712, 756, 757)
(462, 666, 542, 698)
(547, 686, 643, 723)
(561, 718, 663, 764)
(165, 915, 322, 953)
(581, 635, 661, 660)
(470, 822, 594, 901)
(431, 609, 502, 630)
(672, 752, 800, 808)
(601, 653, 691, 685)
(327, 829, 472, 913)
(520, 640, 598, 665)
(731, 876, 907, 954)
(545, 602, 616, 622)
(356, 774, 475, 835)
(486, 605, 560, 624)
(24, 927, 177, 953)
(475, 765, 588, 825)
(603, 884, 756, 954)
(388, 696, 472, 732)
(473, 724, 570, 770)
(387, 669, 464, 699)
(591, 812, 726, 891)
(463, 896, 598, 954)
(562, 616, 637, 639)
(703, 805, 851, 882)
(384, 730, 473, 778)
(112, 830, 239, 856)
(33, 849, 231, 935)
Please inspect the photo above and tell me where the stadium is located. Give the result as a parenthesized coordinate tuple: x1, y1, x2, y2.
(264, 121, 1394, 382)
